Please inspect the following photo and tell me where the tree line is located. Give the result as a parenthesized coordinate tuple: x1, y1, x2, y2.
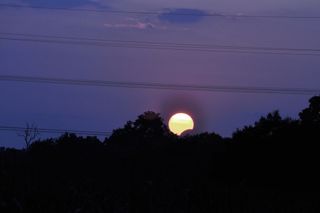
(1, 96, 320, 212)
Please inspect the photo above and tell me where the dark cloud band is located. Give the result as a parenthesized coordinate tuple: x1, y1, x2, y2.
(158, 8, 208, 24)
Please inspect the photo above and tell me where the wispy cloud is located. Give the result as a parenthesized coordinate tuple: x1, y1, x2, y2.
(104, 22, 154, 30)
(104, 17, 167, 30)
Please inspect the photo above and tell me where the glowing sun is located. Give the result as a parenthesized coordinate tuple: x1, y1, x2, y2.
(168, 113, 194, 136)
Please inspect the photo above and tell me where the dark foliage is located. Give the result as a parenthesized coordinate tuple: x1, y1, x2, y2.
(1, 96, 320, 212)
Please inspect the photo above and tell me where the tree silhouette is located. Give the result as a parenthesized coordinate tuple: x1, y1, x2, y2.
(232, 110, 296, 145)
(299, 95, 320, 125)
(2, 99, 320, 212)
(133, 111, 171, 137)
(107, 111, 173, 148)
(18, 122, 39, 149)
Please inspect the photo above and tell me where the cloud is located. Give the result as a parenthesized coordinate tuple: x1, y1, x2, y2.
(104, 18, 167, 30)
(158, 8, 208, 24)
(21, 0, 102, 8)
(104, 22, 155, 30)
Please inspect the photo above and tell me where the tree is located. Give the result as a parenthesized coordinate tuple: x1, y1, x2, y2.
(19, 123, 39, 150)
(133, 111, 170, 138)
(232, 110, 289, 142)
(299, 95, 320, 125)
(107, 111, 173, 147)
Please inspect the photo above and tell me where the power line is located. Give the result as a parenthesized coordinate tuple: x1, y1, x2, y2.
(1, 3, 320, 20)
(2, 32, 320, 53)
(0, 75, 319, 96)
(0, 125, 111, 136)
(1, 32, 320, 57)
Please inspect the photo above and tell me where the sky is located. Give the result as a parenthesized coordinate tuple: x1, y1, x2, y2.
(1, 0, 320, 148)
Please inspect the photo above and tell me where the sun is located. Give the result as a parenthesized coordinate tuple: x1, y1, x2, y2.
(168, 113, 194, 136)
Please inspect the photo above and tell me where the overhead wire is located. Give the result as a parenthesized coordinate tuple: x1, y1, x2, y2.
(2, 32, 320, 52)
(1, 32, 320, 57)
(0, 8, 319, 95)
(0, 125, 111, 136)
(0, 75, 319, 96)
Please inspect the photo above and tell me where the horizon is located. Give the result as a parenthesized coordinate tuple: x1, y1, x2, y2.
(1, 95, 318, 149)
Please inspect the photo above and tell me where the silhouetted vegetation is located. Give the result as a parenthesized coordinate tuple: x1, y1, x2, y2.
(1, 97, 320, 212)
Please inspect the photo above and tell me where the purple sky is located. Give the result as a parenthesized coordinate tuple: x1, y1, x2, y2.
(1, 0, 320, 148)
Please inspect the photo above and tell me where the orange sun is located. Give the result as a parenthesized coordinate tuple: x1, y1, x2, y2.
(168, 113, 194, 135)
